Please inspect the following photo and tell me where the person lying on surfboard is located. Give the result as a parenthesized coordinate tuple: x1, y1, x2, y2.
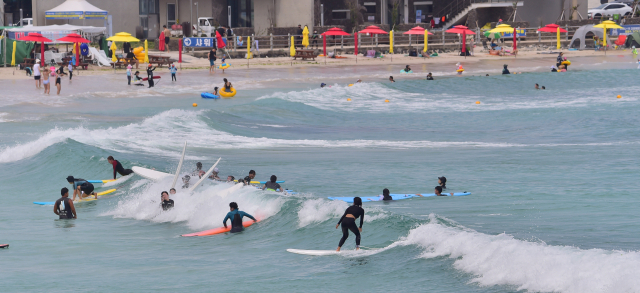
(54, 187, 76, 219)
(67, 176, 97, 200)
(415, 186, 453, 197)
(107, 156, 133, 179)
(378, 188, 392, 201)
(262, 175, 282, 192)
(223, 202, 256, 233)
(336, 197, 364, 251)
(161, 191, 174, 211)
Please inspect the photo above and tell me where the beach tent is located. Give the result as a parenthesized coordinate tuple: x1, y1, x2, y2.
(0, 39, 34, 67)
(45, 0, 108, 25)
(624, 32, 640, 48)
(568, 25, 604, 50)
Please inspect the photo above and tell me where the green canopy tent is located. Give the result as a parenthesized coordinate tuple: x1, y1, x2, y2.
(624, 32, 640, 48)
(1, 36, 34, 67)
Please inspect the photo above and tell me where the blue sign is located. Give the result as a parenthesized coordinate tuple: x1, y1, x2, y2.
(502, 28, 526, 38)
(610, 25, 640, 36)
(183, 37, 215, 47)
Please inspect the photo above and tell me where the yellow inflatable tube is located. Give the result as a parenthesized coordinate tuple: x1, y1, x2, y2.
(219, 87, 237, 98)
(218, 63, 231, 69)
(456, 69, 465, 72)
(561, 60, 571, 65)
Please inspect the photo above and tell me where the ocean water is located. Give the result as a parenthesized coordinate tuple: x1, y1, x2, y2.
(2, 55, 640, 292)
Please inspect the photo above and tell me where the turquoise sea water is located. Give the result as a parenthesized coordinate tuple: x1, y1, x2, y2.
(2, 56, 640, 292)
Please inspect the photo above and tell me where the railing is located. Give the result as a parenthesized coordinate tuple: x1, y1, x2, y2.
(435, 0, 519, 28)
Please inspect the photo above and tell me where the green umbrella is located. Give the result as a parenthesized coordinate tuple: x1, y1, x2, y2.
(483, 30, 501, 39)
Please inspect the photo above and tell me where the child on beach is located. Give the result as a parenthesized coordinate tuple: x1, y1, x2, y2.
(127, 65, 132, 85)
(54, 69, 62, 95)
(42, 68, 50, 94)
(68, 62, 73, 80)
(170, 64, 177, 81)
(133, 71, 144, 86)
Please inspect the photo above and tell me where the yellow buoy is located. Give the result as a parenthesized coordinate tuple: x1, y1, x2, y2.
(475, 101, 481, 104)
(348, 84, 354, 87)
(384, 99, 389, 103)
(617, 95, 622, 99)
(193, 103, 198, 107)
(347, 98, 352, 101)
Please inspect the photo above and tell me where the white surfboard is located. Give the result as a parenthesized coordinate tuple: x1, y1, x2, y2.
(286, 249, 341, 256)
(217, 183, 244, 198)
(132, 166, 172, 181)
(171, 141, 188, 189)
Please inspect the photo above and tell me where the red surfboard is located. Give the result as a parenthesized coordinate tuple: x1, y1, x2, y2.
(141, 76, 161, 81)
(181, 219, 259, 237)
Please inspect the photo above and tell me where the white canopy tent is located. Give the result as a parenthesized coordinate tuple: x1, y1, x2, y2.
(6, 25, 106, 43)
(45, 0, 109, 32)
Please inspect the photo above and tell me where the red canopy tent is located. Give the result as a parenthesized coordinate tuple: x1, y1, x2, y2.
(445, 25, 475, 58)
(320, 27, 351, 56)
(537, 23, 567, 33)
(17, 33, 52, 67)
(357, 25, 388, 56)
(56, 33, 90, 67)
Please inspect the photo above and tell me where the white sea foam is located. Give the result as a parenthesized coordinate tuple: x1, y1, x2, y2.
(396, 214, 640, 293)
(297, 198, 388, 228)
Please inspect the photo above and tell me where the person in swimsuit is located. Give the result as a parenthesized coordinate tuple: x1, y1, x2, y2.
(212, 87, 219, 96)
(54, 187, 77, 219)
(107, 156, 133, 179)
(438, 176, 447, 189)
(54, 70, 62, 95)
(336, 197, 364, 251)
(146, 64, 157, 88)
(434, 186, 453, 196)
(170, 64, 177, 81)
(243, 170, 256, 186)
(403, 65, 411, 73)
(262, 175, 282, 192)
(223, 78, 232, 93)
(379, 188, 392, 201)
(223, 202, 257, 233)
(389, 76, 395, 82)
(161, 191, 174, 211)
(66, 176, 97, 201)
(42, 68, 51, 95)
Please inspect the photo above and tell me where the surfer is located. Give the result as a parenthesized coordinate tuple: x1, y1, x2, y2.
(67, 176, 97, 200)
(192, 162, 205, 178)
(434, 186, 453, 196)
(227, 175, 235, 182)
(223, 202, 257, 233)
(107, 156, 133, 179)
(243, 170, 256, 185)
(438, 176, 447, 189)
(379, 188, 392, 201)
(146, 64, 156, 88)
(161, 191, 174, 211)
(262, 175, 282, 192)
(336, 197, 364, 251)
(182, 175, 191, 189)
(54, 187, 77, 219)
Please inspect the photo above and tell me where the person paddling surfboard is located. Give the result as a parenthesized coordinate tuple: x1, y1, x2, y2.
(223, 202, 256, 233)
(262, 175, 283, 192)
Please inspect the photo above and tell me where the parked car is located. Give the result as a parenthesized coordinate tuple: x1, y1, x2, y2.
(14, 18, 33, 26)
(588, 3, 633, 19)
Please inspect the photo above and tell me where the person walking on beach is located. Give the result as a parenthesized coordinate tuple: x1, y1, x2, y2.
(127, 65, 132, 85)
(33, 60, 41, 89)
(42, 68, 51, 95)
(336, 197, 364, 251)
(223, 202, 257, 233)
(107, 156, 133, 179)
(54, 68, 62, 95)
(146, 64, 157, 88)
(163, 25, 171, 52)
(67, 62, 73, 81)
(170, 64, 177, 81)
(54, 187, 76, 219)
(208, 47, 217, 72)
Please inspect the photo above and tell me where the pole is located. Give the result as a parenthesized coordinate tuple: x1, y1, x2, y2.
(270, 33, 273, 51)
(190, 0, 193, 31)
(195, 2, 199, 36)
(228, 6, 232, 27)
(321, 4, 324, 26)
(19, 9, 23, 26)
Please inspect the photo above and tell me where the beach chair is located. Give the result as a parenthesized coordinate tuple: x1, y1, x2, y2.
(614, 35, 627, 49)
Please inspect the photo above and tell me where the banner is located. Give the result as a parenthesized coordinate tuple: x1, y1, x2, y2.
(610, 25, 640, 36)
(183, 37, 215, 47)
(8, 31, 75, 43)
(501, 29, 526, 38)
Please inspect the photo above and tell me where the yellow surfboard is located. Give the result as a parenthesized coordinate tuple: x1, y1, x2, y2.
(75, 189, 117, 203)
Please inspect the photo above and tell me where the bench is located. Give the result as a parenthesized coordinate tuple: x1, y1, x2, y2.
(111, 61, 125, 69)
(293, 49, 317, 61)
(148, 55, 173, 67)
(20, 58, 35, 69)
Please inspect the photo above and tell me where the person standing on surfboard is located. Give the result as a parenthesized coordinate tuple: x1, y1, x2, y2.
(223, 202, 257, 233)
(107, 156, 133, 180)
(262, 175, 282, 192)
(67, 176, 97, 200)
(54, 187, 76, 219)
(336, 197, 364, 251)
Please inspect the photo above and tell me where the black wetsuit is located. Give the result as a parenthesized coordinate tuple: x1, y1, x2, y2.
(162, 199, 174, 211)
(54, 197, 74, 219)
(111, 160, 133, 179)
(264, 181, 281, 191)
(244, 176, 253, 184)
(146, 66, 156, 88)
(556, 55, 563, 68)
(502, 68, 510, 74)
(382, 194, 393, 201)
(427, 75, 434, 80)
(337, 205, 365, 247)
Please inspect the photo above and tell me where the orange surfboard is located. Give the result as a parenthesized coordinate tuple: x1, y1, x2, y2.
(181, 220, 259, 237)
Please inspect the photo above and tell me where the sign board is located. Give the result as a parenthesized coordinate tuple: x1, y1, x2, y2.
(416, 10, 422, 23)
(183, 37, 215, 47)
(501, 28, 526, 38)
(610, 25, 640, 36)
(368, 16, 375, 21)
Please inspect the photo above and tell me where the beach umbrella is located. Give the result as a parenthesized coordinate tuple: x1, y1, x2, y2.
(290, 36, 295, 57)
(106, 32, 140, 42)
(424, 29, 429, 53)
(483, 30, 501, 39)
(57, 33, 90, 66)
(144, 40, 149, 63)
(320, 27, 350, 56)
(390, 30, 394, 54)
(110, 41, 117, 62)
(594, 20, 623, 54)
(302, 26, 309, 48)
(358, 25, 388, 55)
(403, 26, 433, 53)
(446, 25, 475, 58)
(489, 24, 514, 34)
(247, 36, 251, 59)
(17, 33, 52, 67)
(537, 24, 567, 50)
(11, 41, 16, 66)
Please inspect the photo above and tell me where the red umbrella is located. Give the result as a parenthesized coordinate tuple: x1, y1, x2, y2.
(513, 28, 517, 57)
(17, 33, 52, 67)
(357, 26, 388, 56)
(537, 24, 567, 33)
(446, 25, 475, 58)
(321, 28, 351, 56)
(56, 33, 90, 66)
(402, 26, 434, 35)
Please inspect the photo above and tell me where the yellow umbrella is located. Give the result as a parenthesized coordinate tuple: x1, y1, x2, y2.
(557, 27, 561, 50)
(144, 40, 149, 63)
(423, 29, 429, 53)
(390, 30, 394, 54)
(11, 41, 16, 66)
(110, 41, 117, 62)
(247, 36, 251, 59)
(594, 20, 623, 48)
(489, 24, 514, 34)
(290, 36, 295, 57)
(106, 32, 140, 42)
(302, 26, 309, 48)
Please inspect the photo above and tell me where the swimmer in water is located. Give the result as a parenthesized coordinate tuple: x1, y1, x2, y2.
(403, 65, 411, 73)
(212, 87, 219, 96)
(438, 176, 447, 189)
(262, 175, 282, 192)
(182, 175, 191, 189)
(243, 170, 256, 185)
(356, 79, 362, 83)
(161, 191, 174, 211)
(379, 188, 392, 201)
(426, 73, 434, 80)
(170, 188, 176, 195)
(321, 83, 327, 88)
(550, 66, 558, 72)
(502, 64, 510, 75)
(434, 186, 453, 196)
(389, 76, 395, 82)
(227, 175, 235, 182)
(223, 202, 257, 233)
(223, 78, 232, 93)
(542, 86, 546, 90)
(54, 187, 76, 219)
(535, 83, 539, 90)
(192, 162, 205, 178)
(336, 197, 364, 251)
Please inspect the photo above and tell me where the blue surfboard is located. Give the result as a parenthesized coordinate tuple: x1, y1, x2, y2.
(328, 192, 471, 203)
(201, 92, 220, 99)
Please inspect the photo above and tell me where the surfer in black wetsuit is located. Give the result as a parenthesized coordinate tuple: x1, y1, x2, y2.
(438, 176, 447, 189)
(54, 187, 76, 219)
(336, 197, 364, 251)
(67, 176, 97, 200)
(380, 188, 392, 201)
(262, 175, 282, 192)
(161, 191, 174, 211)
(107, 156, 133, 179)
(146, 64, 156, 88)
(223, 202, 257, 233)
(434, 186, 454, 196)
(243, 170, 256, 186)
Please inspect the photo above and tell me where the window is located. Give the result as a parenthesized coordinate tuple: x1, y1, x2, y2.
(364, 2, 376, 13)
(167, 3, 176, 26)
(332, 10, 350, 20)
